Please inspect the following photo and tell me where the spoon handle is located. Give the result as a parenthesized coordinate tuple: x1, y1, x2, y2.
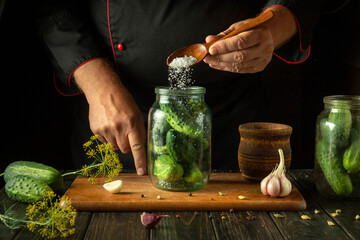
(205, 10, 274, 48)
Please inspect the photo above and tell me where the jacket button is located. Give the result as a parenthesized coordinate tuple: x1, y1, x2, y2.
(117, 43, 124, 51)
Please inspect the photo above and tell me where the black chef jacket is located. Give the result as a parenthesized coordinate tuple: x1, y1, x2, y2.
(36, 0, 323, 170)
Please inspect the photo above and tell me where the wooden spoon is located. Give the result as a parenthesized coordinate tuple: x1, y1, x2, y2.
(166, 10, 274, 67)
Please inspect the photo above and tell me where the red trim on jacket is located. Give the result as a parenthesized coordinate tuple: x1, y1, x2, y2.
(265, 5, 311, 64)
(54, 57, 102, 97)
(53, 73, 81, 97)
(107, 0, 118, 65)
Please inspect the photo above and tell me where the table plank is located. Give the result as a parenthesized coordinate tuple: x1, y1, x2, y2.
(289, 170, 360, 240)
(84, 212, 149, 240)
(12, 212, 91, 240)
(210, 210, 284, 240)
(150, 211, 215, 240)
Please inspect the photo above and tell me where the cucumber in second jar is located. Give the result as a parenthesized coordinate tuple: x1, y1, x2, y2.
(343, 119, 360, 173)
(320, 108, 352, 148)
(316, 139, 353, 196)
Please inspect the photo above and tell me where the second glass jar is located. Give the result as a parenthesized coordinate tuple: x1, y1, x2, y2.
(147, 86, 211, 191)
(314, 95, 360, 199)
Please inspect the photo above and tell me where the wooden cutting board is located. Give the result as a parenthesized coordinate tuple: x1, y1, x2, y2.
(64, 173, 306, 211)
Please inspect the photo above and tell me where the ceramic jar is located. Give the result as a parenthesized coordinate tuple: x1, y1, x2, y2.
(238, 122, 292, 182)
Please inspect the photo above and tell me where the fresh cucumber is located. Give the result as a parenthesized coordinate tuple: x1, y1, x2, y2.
(320, 108, 352, 148)
(343, 120, 360, 173)
(316, 139, 353, 196)
(5, 175, 53, 203)
(4, 161, 63, 192)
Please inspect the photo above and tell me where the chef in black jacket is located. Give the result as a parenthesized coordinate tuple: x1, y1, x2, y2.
(36, 0, 323, 173)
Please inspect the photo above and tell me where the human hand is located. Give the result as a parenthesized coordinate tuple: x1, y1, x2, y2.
(203, 19, 274, 73)
(203, 6, 297, 73)
(74, 59, 147, 175)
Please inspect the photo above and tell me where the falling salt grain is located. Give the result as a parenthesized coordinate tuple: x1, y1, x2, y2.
(314, 209, 320, 214)
(168, 55, 197, 89)
(273, 213, 284, 218)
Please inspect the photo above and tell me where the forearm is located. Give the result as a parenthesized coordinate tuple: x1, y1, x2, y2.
(73, 58, 126, 105)
(72, 58, 146, 175)
(263, 6, 298, 50)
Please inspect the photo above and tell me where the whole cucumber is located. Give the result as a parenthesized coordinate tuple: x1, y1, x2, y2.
(343, 120, 360, 173)
(320, 108, 352, 148)
(4, 161, 63, 192)
(316, 139, 353, 196)
(5, 175, 53, 203)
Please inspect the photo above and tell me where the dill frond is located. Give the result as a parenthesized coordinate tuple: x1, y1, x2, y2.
(80, 135, 123, 183)
(25, 192, 77, 239)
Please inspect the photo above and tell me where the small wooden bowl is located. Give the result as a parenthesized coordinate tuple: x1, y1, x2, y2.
(238, 122, 292, 182)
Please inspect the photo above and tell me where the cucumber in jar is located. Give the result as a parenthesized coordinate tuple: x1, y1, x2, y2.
(343, 118, 360, 173)
(316, 139, 353, 196)
(320, 108, 352, 148)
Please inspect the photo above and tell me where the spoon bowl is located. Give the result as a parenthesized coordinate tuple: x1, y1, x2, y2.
(166, 10, 274, 67)
(167, 43, 209, 67)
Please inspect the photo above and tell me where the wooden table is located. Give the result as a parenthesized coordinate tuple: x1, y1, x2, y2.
(1, 169, 359, 240)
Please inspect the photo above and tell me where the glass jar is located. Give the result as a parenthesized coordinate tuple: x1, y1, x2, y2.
(314, 95, 360, 199)
(147, 86, 211, 191)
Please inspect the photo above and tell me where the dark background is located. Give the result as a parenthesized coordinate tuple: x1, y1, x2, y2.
(1, 0, 359, 173)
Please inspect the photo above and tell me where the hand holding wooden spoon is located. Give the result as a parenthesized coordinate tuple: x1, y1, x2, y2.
(203, 6, 298, 73)
(166, 10, 274, 68)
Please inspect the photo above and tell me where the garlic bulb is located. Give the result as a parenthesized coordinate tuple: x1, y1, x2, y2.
(260, 149, 292, 197)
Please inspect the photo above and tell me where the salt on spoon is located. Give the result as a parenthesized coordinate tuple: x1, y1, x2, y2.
(169, 55, 197, 68)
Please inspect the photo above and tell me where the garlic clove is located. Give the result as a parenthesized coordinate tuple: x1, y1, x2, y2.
(141, 212, 169, 228)
(279, 173, 292, 197)
(103, 180, 123, 193)
(266, 176, 281, 197)
(260, 174, 272, 195)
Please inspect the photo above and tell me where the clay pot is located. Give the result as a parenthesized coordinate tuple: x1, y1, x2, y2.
(238, 122, 292, 182)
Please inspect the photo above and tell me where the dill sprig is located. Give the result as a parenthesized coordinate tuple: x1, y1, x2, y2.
(0, 203, 28, 229)
(62, 135, 123, 183)
(26, 191, 77, 239)
(0, 192, 77, 239)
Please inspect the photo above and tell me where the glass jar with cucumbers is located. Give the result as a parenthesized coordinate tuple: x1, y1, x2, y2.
(147, 86, 212, 192)
(314, 95, 360, 199)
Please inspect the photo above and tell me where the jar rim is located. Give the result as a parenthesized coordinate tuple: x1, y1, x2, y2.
(323, 95, 360, 107)
(155, 86, 206, 95)
(238, 122, 292, 135)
